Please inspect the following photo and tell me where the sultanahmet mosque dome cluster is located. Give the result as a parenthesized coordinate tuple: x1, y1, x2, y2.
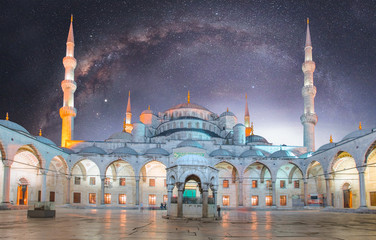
(1, 17, 376, 218)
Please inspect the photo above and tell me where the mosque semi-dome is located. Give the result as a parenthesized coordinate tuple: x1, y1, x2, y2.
(246, 134, 269, 144)
(79, 145, 107, 155)
(210, 148, 233, 157)
(0, 120, 30, 134)
(270, 150, 297, 159)
(176, 154, 208, 166)
(144, 147, 170, 156)
(240, 148, 265, 158)
(177, 140, 203, 149)
(35, 136, 57, 146)
(111, 146, 138, 155)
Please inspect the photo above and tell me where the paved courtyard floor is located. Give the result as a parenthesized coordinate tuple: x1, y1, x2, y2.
(1, 208, 376, 240)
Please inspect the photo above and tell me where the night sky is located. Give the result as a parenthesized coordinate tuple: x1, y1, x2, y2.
(1, 0, 376, 148)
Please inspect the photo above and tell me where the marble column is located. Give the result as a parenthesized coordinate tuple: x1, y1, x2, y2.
(40, 171, 47, 202)
(66, 176, 71, 204)
(325, 177, 332, 207)
(304, 179, 308, 206)
(212, 185, 218, 206)
(238, 179, 243, 207)
(135, 177, 140, 205)
(177, 183, 183, 218)
(272, 180, 277, 207)
(101, 177, 105, 205)
(167, 184, 174, 216)
(1, 160, 12, 204)
(202, 184, 208, 218)
(358, 170, 367, 208)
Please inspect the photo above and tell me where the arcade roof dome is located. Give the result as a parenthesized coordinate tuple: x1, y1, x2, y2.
(177, 140, 203, 149)
(270, 150, 297, 159)
(35, 136, 57, 146)
(240, 148, 265, 158)
(176, 154, 208, 166)
(316, 142, 336, 152)
(210, 148, 233, 157)
(79, 145, 107, 155)
(111, 146, 138, 155)
(342, 129, 373, 141)
(0, 120, 30, 134)
(144, 147, 170, 156)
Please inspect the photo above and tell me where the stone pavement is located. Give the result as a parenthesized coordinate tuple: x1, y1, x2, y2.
(1, 208, 376, 239)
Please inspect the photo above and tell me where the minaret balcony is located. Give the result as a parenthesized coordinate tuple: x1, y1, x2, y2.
(63, 56, 77, 69)
(302, 61, 315, 73)
(61, 80, 77, 92)
(60, 106, 77, 118)
(300, 113, 318, 125)
(301, 85, 316, 97)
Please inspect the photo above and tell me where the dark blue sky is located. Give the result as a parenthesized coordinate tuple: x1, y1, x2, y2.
(1, 0, 376, 148)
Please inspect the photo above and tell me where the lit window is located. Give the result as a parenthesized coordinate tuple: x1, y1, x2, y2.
(119, 194, 126, 204)
(104, 178, 110, 186)
(280, 180, 286, 189)
(149, 194, 156, 205)
(163, 195, 168, 203)
(265, 196, 272, 206)
(74, 177, 80, 185)
(251, 195, 259, 206)
(280, 195, 287, 206)
(149, 179, 155, 187)
(222, 195, 230, 206)
(223, 180, 229, 188)
(90, 177, 96, 185)
(119, 178, 126, 186)
(89, 193, 96, 204)
(266, 180, 272, 189)
(104, 193, 111, 204)
(294, 180, 300, 189)
(252, 180, 258, 188)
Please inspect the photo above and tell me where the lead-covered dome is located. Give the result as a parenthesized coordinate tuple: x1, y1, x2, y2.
(107, 131, 132, 141)
(144, 147, 170, 156)
(0, 120, 30, 134)
(270, 150, 297, 159)
(35, 136, 56, 146)
(168, 103, 210, 112)
(177, 140, 203, 149)
(240, 148, 265, 158)
(111, 146, 138, 155)
(210, 148, 233, 157)
(341, 129, 373, 141)
(220, 111, 235, 117)
(316, 142, 336, 152)
(246, 135, 269, 144)
(176, 154, 208, 166)
(80, 145, 107, 155)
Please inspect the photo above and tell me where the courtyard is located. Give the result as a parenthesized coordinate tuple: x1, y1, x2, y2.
(1, 208, 376, 239)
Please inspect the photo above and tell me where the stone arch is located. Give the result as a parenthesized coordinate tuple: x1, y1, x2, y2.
(0, 140, 6, 161)
(213, 160, 240, 182)
(243, 161, 273, 182)
(105, 159, 135, 182)
(16, 144, 44, 170)
(47, 155, 69, 176)
(364, 140, 376, 165)
(305, 160, 326, 200)
(178, 169, 207, 184)
(71, 158, 101, 181)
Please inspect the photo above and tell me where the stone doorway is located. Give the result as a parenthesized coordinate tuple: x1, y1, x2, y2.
(343, 183, 352, 208)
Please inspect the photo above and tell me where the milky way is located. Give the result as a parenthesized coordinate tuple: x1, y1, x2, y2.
(1, 0, 376, 147)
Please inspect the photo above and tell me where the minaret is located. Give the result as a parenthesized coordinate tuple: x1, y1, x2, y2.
(300, 18, 318, 152)
(124, 91, 133, 133)
(244, 94, 251, 136)
(60, 15, 77, 147)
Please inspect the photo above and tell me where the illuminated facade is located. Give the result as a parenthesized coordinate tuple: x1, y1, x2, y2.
(1, 18, 376, 216)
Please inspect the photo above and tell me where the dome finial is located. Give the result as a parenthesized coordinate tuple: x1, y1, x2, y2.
(227, 107, 229, 112)
(250, 122, 254, 135)
(307, 17, 309, 25)
(123, 118, 126, 132)
(148, 105, 150, 110)
(359, 121, 362, 130)
(39, 129, 42, 136)
(71, 14, 73, 22)
(5, 112, 9, 121)
(187, 91, 190, 103)
(329, 134, 333, 143)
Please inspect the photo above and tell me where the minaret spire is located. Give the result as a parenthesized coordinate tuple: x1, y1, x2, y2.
(124, 91, 133, 133)
(245, 94, 251, 136)
(300, 18, 318, 152)
(60, 15, 78, 147)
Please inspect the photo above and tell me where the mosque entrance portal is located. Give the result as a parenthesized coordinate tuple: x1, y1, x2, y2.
(343, 183, 352, 208)
(17, 185, 28, 205)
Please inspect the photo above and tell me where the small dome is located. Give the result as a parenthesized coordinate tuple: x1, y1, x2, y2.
(316, 142, 336, 152)
(144, 147, 170, 156)
(246, 135, 269, 144)
(80, 145, 107, 155)
(270, 150, 297, 159)
(240, 149, 265, 158)
(220, 111, 235, 117)
(35, 136, 56, 146)
(141, 109, 153, 114)
(234, 123, 245, 128)
(111, 146, 138, 155)
(299, 151, 313, 158)
(107, 131, 132, 141)
(342, 129, 373, 141)
(61, 147, 75, 154)
(210, 148, 233, 157)
(0, 120, 30, 134)
(176, 154, 208, 166)
(177, 140, 203, 149)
